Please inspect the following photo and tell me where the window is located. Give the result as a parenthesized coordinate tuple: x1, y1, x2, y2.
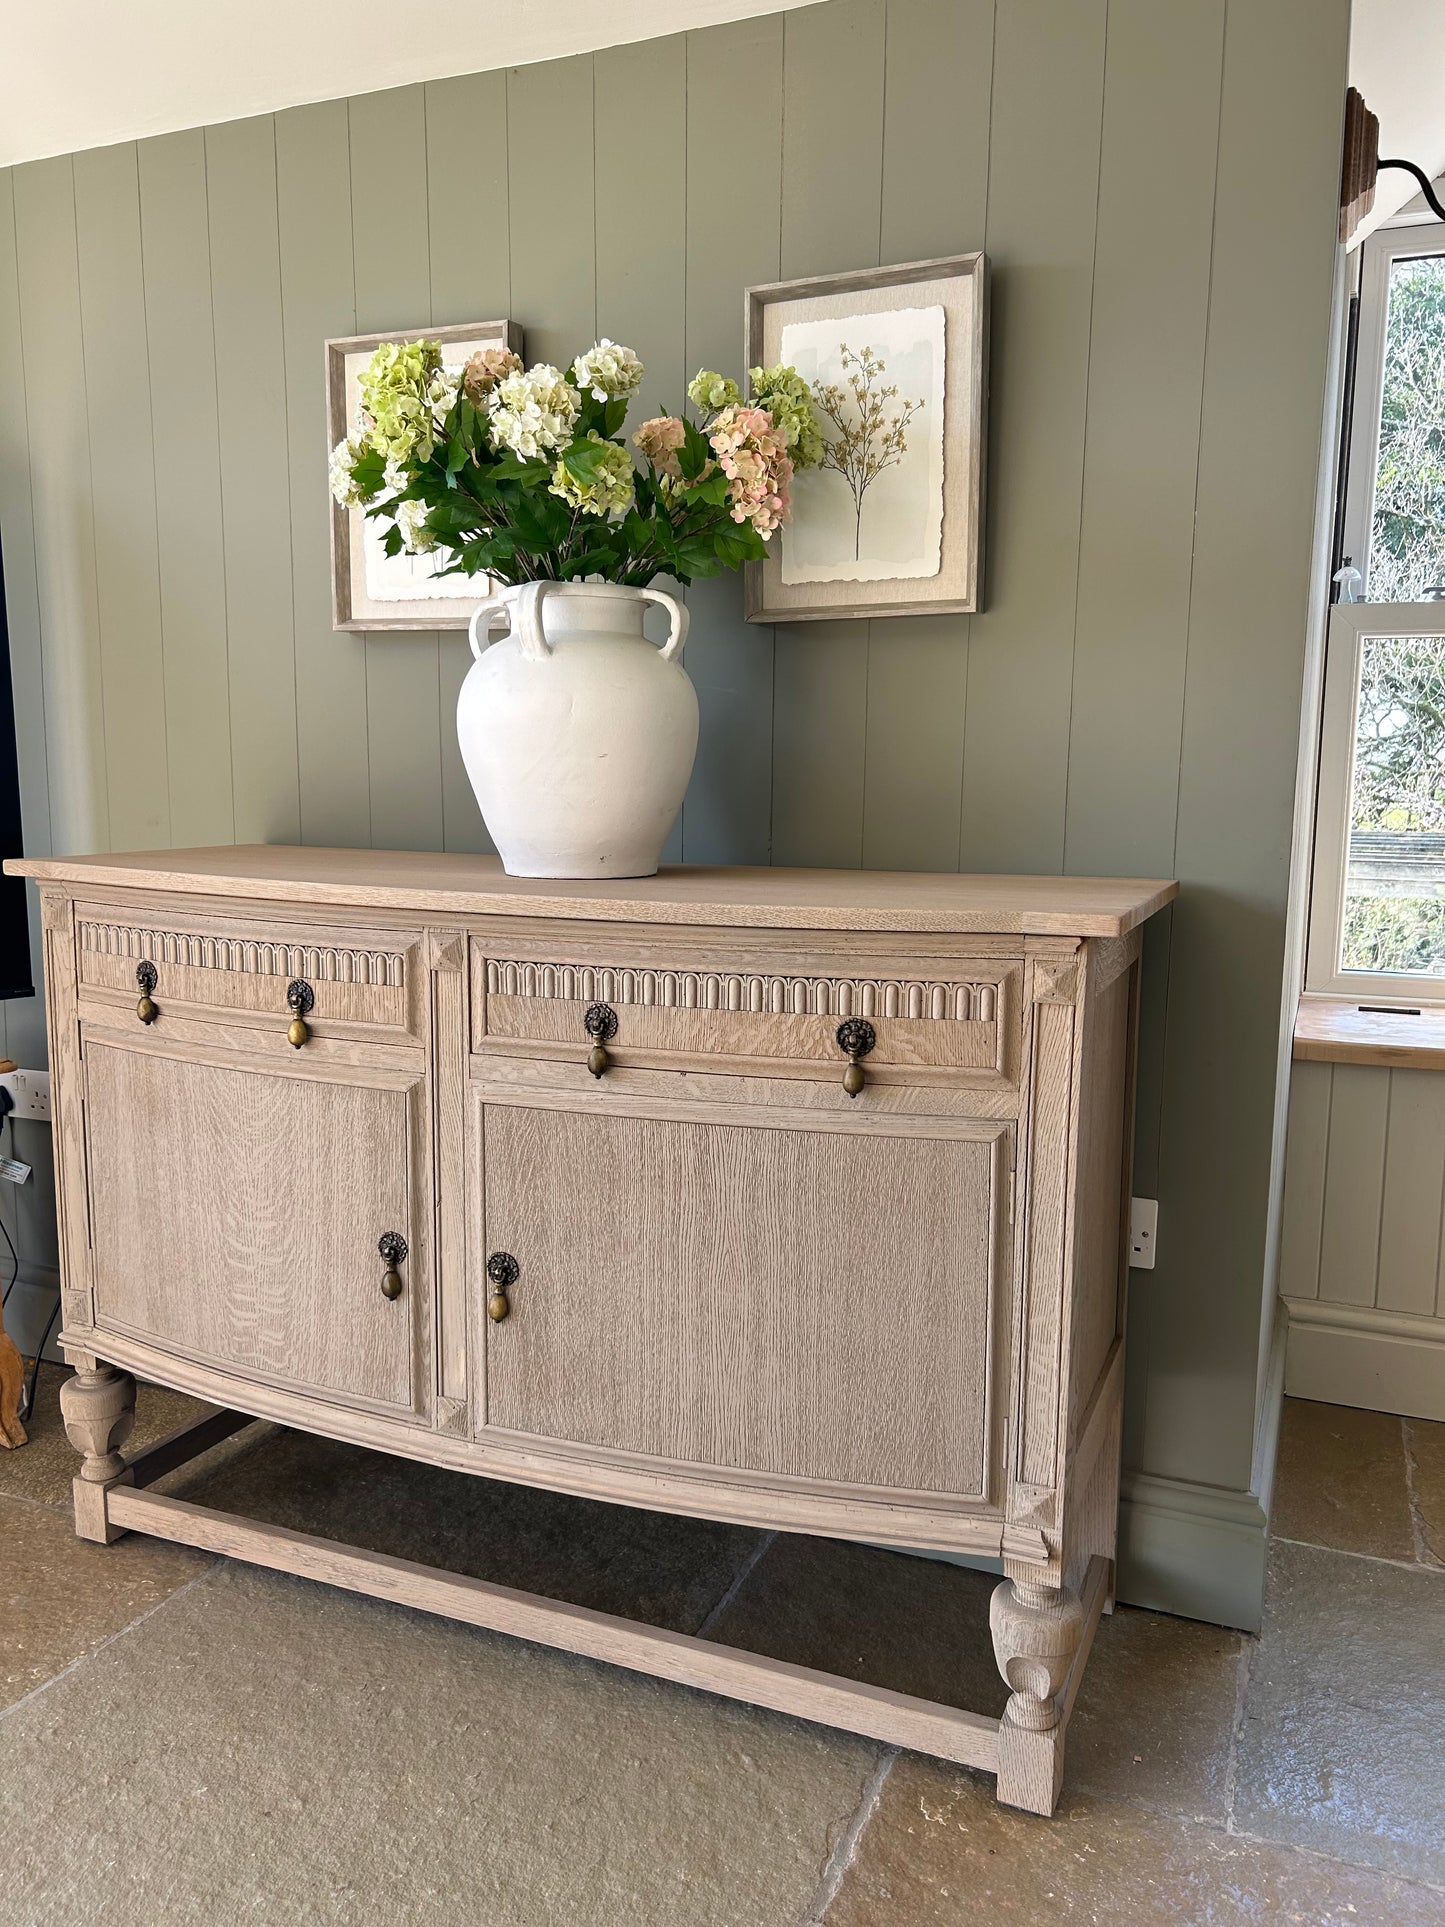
(1307, 207, 1445, 1004)
(1308, 603, 1445, 998)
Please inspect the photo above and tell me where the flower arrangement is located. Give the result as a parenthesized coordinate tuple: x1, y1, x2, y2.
(330, 337, 825, 588)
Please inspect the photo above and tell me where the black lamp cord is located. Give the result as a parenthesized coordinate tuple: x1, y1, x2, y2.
(0, 1103, 59, 1422)
(1377, 158, 1445, 225)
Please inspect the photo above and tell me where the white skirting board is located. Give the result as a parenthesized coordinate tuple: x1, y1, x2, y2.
(1284, 1297, 1445, 1423)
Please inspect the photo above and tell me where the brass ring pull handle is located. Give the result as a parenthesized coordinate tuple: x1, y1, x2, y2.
(378, 1232, 408, 1301)
(135, 961, 159, 1025)
(584, 1002, 618, 1078)
(486, 1251, 519, 1322)
(836, 1018, 877, 1098)
(286, 979, 315, 1049)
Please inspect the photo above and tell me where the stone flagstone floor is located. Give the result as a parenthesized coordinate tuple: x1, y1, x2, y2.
(1, 1373, 1442, 1925)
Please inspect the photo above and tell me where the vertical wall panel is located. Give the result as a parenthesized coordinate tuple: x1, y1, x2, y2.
(426, 68, 511, 857)
(1317, 1066, 1388, 1309)
(137, 132, 235, 847)
(772, 0, 887, 868)
(276, 100, 369, 850)
(506, 58, 596, 370)
(1147, 0, 1348, 1486)
(862, 0, 992, 873)
(1064, 0, 1223, 878)
(1376, 1069, 1445, 1316)
(349, 86, 442, 855)
(206, 117, 300, 844)
(73, 144, 170, 852)
(0, 168, 52, 1262)
(12, 157, 109, 854)
(681, 13, 784, 866)
(957, 0, 1107, 874)
(1277, 1059, 1331, 1304)
(594, 33, 689, 865)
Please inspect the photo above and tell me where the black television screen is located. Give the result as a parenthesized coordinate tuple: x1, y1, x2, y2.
(0, 538, 34, 1003)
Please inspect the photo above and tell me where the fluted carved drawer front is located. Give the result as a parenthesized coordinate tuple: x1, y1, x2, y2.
(479, 1102, 1009, 1499)
(479, 951, 1020, 1084)
(76, 905, 419, 1046)
(82, 1038, 425, 1415)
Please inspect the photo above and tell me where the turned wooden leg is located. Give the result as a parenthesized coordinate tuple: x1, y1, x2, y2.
(989, 1575, 1085, 1816)
(60, 1362, 137, 1542)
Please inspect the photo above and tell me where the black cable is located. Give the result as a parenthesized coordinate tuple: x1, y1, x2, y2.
(1378, 158, 1445, 225)
(20, 1290, 59, 1421)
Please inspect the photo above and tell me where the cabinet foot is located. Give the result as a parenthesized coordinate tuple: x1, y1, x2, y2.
(60, 1363, 137, 1543)
(989, 1576, 1085, 1815)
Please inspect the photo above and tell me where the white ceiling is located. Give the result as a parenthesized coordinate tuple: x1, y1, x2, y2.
(0, 0, 821, 168)
(1350, 0, 1445, 242)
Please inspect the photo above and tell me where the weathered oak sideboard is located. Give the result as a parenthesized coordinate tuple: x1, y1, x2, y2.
(8, 847, 1175, 1815)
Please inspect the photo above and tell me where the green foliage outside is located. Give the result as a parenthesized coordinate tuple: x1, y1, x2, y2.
(1342, 255, 1445, 973)
(1369, 256, 1445, 601)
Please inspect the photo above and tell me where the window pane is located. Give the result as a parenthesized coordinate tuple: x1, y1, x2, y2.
(1343, 632, 1445, 975)
(1368, 254, 1445, 601)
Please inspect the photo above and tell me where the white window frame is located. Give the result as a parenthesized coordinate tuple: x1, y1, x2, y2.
(1340, 219, 1445, 597)
(1306, 600, 1445, 1003)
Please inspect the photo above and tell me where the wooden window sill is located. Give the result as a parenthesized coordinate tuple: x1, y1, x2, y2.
(1294, 997, 1445, 1070)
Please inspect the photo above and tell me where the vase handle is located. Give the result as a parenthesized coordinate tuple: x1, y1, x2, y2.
(468, 584, 553, 664)
(638, 587, 689, 663)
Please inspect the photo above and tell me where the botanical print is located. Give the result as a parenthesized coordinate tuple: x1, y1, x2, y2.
(779, 305, 946, 584)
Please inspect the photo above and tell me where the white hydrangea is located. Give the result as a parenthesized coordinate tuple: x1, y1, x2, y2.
(329, 434, 372, 507)
(396, 498, 437, 554)
(383, 456, 410, 495)
(488, 364, 580, 460)
(428, 367, 461, 416)
(571, 339, 644, 404)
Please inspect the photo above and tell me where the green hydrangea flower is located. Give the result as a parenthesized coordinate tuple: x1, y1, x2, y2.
(549, 433, 635, 517)
(749, 363, 825, 470)
(687, 369, 741, 414)
(359, 338, 444, 471)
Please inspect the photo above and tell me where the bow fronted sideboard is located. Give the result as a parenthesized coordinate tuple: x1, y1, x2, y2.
(7, 846, 1175, 1815)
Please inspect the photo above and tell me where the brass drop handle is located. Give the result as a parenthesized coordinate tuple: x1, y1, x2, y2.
(286, 979, 315, 1048)
(836, 1018, 876, 1098)
(378, 1232, 408, 1301)
(486, 1251, 519, 1322)
(584, 1002, 618, 1078)
(136, 961, 159, 1025)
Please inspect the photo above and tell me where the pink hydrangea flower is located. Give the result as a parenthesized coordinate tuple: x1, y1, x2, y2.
(632, 414, 687, 478)
(708, 405, 794, 537)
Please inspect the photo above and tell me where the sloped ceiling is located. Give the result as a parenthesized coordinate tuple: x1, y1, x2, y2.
(0, 0, 822, 168)
(1350, 0, 1445, 243)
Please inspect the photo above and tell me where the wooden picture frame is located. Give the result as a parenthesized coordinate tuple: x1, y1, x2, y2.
(327, 319, 524, 632)
(743, 254, 987, 624)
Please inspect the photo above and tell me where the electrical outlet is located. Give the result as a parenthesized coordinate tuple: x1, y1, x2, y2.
(1129, 1197, 1158, 1270)
(0, 1068, 51, 1124)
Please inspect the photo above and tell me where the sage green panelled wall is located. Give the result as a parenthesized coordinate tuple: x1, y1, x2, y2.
(0, 0, 1348, 1505)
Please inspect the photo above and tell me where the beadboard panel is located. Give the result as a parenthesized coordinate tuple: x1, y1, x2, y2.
(0, 0, 1350, 1598)
(1282, 1060, 1445, 1320)
(1280, 1060, 1445, 1417)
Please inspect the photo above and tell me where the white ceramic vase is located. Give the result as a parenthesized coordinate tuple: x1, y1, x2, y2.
(457, 580, 699, 879)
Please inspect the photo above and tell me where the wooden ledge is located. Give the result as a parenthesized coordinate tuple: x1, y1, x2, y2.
(1294, 997, 1445, 1070)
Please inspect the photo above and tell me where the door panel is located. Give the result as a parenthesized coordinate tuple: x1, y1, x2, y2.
(84, 1040, 421, 1413)
(480, 1103, 1007, 1498)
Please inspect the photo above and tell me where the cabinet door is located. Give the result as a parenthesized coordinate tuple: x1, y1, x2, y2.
(84, 1039, 424, 1415)
(479, 1104, 1008, 1499)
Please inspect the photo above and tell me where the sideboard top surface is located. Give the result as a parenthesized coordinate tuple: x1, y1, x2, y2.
(7, 846, 1177, 938)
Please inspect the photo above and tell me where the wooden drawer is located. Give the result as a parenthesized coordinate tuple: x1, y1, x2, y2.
(75, 904, 421, 1048)
(474, 943, 1022, 1088)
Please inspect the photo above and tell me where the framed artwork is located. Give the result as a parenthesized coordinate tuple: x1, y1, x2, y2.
(327, 319, 524, 631)
(743, 253, 987, 623)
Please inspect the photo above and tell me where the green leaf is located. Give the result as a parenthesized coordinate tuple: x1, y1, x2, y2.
(678, 417, 710, 482)
(602, 398, 629, 439)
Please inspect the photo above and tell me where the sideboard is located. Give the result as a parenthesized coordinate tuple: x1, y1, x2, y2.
(8, 846, 1175, 1815)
